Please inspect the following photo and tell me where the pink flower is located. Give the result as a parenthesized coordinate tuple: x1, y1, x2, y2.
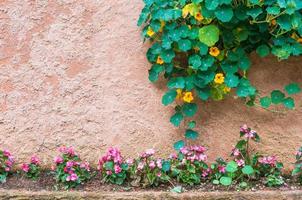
(149, 161, 156, 169)
(137, 162, 145, 170)
(106, 170, 112, 175)
(232, 148, 240, 157)
(126, 158, 134, 166)
(30, 155, 40, 165)
(80, 161, 90, 171)
(236, 159, 245, 167)
(169, 153, 177, 159)
(5, 160, 13, 167)
(218, 165, 226, 173)
(51, 165, 56, 171)
(66, 161, 74, 168)
(156, 159, 162, 169)
(54, 156, 63, 164)
(114, 165, 122, 174)
(157, 172, 162, 177)
(59, 146, 76, 157)
(240, 124, 248, 133)
(191, 145, 207, 153)
(21, 163, 30, 173)
(180, 147, 189, 155)
(202, 168, 211, 177)
(5, 167, 10, 172)
(296, 151, 302, 157)
(66, 173, 78, 182)
(258, 156, 277, 167)
(245, 130, 256, 139)
(198, 154, 207, 161)
(3, 150, 11, 157)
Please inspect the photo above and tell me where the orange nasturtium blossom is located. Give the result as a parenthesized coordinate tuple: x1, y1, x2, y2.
(183, 91, 194, 103)
(271, 19, 277, 26)
(209, 47, 220, 57)
(194, 12, 204, 21)
(146, 27, 155, 37)
(214, 73, 225, 84)
(298, 38, 302, 44)
(156, 56, 164, 65)
(176, 89, 183, 100)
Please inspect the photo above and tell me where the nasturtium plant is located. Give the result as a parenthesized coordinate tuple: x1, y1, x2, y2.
(138, 0, 302, 145)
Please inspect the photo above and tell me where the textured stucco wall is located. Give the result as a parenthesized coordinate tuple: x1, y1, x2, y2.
(0, 0, 301, 168)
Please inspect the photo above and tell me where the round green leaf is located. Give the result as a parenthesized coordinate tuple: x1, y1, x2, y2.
(170, 112, 184, 127)
(225, 74, 239, 88)
(182, 103, 198, 117)
(260, 96, 271, 108)
(214, 6, 234, 22)
(185, 129, 199, 140)
(220, 176, 232, 186)
(178, 39, 192, 51)
(162, 90, 177, 106)
(242, 165, 254, 175)
(256, 45, 270, 58)
(271, 90, 285, 104)
(226, 161, 238, 173)
(174, 140, 185, 150)
(199, 25, 220, 47)
(285, 83, 301, 95)
(283, 97, 295, 109)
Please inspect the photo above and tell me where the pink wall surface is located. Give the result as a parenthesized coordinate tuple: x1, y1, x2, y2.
(0, 0, 301, 168)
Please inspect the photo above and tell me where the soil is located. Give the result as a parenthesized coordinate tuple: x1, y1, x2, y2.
(0, 170, 301, 193)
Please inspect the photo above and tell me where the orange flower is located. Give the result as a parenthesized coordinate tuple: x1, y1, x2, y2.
(147, 27, 155, 37)
(183, 92, 194, 103)
(156, 56, 164, 65)
(214, 73, 225, 84)
(209, 47, 220, 57)
(195, 12, 204, 21)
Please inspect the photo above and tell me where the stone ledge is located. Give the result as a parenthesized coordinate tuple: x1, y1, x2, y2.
(0, 190, 302, 200)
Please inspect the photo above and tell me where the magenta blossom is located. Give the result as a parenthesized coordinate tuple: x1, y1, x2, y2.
(258, 156, 277, 167)
(3, 150, 11, 157)
(232, 148, 240, 157)
(54, 156, 63, 164)
(21, 163, 30, 172)
(218, 165, 226, 173)
(59, 146, 76, 157)
(30, 155, 40, 165)
(137, 162, 145, 170)
(235, 159, 245, 167)
(149, 160, 156, 169)
(66, 173, 78, 182)
(114, 165, 122, 174)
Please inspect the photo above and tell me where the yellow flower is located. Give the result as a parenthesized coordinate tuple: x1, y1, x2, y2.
(214, 73, 225, 84)
(176, 89, 183, 100)
(194, 12, 204, 21)
(147, 27, 155, 37)
(159, 21, 165, 32)
(156, 56, 164, 65)
(209, 47, 220, 57)
(224, 86, 231, 93)
(183, 92, 194, 103)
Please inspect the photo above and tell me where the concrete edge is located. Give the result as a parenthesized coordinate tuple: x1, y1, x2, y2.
(0, 190, 301, 200)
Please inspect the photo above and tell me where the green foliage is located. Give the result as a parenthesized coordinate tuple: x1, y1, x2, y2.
(292, 146, 302, 184)
(209, 125, 284, 187)
(138, 0, 302, 143)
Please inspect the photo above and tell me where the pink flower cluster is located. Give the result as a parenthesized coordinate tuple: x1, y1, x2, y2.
(98, 147, 124, 175)
(240, 124, 257, 139)
(21, 155, 40, 173)
(1, 150, 14, 172)
(179, 145, 208, 163)
(258, 156, 277, 167)
(53, 146, 90, 182)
